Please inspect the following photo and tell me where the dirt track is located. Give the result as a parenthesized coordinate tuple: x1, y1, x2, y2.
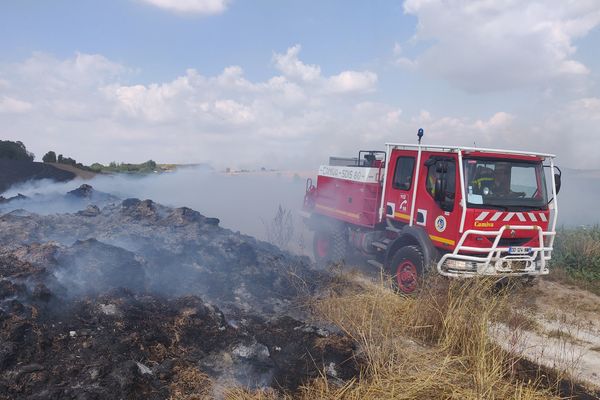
(46, 162, 97, 180)
(492, 279, 600, 391)
(526, 280, 600, 386)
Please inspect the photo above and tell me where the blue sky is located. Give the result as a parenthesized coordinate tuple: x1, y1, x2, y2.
(1, 0, 599, 169)
(0, 1, 413, 81)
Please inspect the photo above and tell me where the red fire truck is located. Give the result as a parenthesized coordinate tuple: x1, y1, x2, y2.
(302, 129, 562, 294)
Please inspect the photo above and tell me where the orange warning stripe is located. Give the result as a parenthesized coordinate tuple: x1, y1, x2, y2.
(429, 234, 455, 246)
(393, 212, 411, 221)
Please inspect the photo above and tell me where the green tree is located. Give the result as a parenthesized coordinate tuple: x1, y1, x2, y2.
(0, 140, 35, 161)
(42, 151, 57, 163)
(90, 163, 104, 172)
(60, 156, 77, 165)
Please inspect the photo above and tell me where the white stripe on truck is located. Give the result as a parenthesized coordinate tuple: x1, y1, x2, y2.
(318, 165, 382, 183)
(490, 212, 502, 221)
(476, 211, 489, 221)
(503, 212, 515, 222)
(528, 212, 537, 222)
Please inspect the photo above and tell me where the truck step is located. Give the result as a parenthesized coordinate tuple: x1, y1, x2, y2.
(367, 259, 384, 269)
(386, 225, 401, 233)
(372, 241, 388, 250)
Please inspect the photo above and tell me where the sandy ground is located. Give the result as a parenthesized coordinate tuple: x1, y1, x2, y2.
(494, 279, 600, 389)
(333, 257, 600, 389)
(47, 162, 98, 179)
(281, 214, 600, 389)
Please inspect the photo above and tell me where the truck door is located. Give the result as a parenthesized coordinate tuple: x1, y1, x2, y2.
(420, 156, 460, 250)
(385, 151, 416, 224)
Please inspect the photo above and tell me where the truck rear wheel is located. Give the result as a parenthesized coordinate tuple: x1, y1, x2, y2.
(313, 226, 347, 267)
(389, 245, 424, 295)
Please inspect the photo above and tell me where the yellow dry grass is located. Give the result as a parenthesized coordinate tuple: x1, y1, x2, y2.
(225, 274, 559, 400)
(170, 365, 214, 400)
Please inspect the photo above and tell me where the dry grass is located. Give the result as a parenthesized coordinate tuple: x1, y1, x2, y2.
(170, 365, 214, 400)
(291, 276, 555, 400)
(227, 275, 559, 399)
(546, 328, 582, 344)
(223, 388, 280, 400)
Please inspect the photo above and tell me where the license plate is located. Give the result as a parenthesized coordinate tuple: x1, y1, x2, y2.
(508, 246, 531, 255)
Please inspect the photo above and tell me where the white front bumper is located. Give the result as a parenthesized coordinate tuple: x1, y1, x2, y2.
(437, 225, 554, 278)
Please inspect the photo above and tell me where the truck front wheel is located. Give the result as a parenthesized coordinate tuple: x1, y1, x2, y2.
(389, 245, 424, 295)
(313, 227, 347, 267)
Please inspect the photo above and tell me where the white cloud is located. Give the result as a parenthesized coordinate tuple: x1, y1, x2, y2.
(273, 45, 378, 94)
(392, 42, 417, 69)
(273, 45, 321, 83)
(0, 49, 377, 168)
(405, 110, 516, 148)
(538, 97, 600, 169)
(327, 71, 378, 93)
(139, 0, 229, 14)
(567, 97, 600, 119)
(0, 49, 598, 170)
(0, 96, 32, 113)
(403, 0, 600, 92)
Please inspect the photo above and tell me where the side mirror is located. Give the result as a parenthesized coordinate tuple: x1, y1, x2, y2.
(554, 173, 561, 194)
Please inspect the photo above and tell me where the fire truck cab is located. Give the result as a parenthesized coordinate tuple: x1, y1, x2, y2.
(302, 131, 561, 294)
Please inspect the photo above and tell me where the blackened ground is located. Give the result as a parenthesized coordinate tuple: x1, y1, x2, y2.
(0, 186, 359, 399)
(0, 254, 358, 400)
(0, 159, 75, 194)
(0, 188, 324, 316)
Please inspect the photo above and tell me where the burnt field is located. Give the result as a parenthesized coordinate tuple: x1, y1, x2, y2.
(1, 183, 600, 400)
(0, 185, 357, 399)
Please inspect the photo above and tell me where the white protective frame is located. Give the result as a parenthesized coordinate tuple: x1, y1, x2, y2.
(378, 143, 558, 277)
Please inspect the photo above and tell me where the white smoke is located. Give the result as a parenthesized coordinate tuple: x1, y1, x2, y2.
(0, 167, 309, 241)
(1, 165, 597, 241)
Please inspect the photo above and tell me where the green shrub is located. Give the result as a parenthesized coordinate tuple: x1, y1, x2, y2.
(89, 163, 104, 172)
(552, 226, 600, 290)
(90, 160, 157, 174)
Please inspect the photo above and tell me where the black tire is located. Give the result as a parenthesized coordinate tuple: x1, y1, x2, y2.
(313, 225, 348, 267)
(388, 245, 424, 295)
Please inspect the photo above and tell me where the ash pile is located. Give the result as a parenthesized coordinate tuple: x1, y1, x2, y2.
(0, 185, 357, 399)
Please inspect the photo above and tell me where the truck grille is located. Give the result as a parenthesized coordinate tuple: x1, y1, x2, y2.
(497, 237, 531, 247)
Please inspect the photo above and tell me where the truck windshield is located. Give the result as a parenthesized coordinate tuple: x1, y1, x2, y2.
(463, 158, 548, 210)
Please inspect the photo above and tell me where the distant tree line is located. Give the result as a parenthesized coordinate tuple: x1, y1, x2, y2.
(42, 150, 92, 171)
(44, 151, 157, 174)
(90, 160, 157, 174)
(0, 141, 159, 175)
(0, 140, 35, 161)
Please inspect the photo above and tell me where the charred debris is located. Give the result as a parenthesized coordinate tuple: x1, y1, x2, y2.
(0, 185, 357, 399)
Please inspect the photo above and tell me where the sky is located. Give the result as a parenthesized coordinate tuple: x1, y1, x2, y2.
(0, 0, 599, 170)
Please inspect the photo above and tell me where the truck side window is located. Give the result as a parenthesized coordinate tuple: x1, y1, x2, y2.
(426, 165, 437, 196)
(426, 159, 456, 211)
(393, 157, 415, 190)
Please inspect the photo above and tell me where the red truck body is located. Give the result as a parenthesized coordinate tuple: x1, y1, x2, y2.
(303, 139, 561, 294)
